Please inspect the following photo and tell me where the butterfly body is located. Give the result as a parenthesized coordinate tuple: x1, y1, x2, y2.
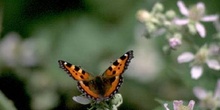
(58, 50, 133, 101)
(77, 75, 123, 101)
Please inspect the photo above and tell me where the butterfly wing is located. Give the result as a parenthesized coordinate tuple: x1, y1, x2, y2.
(58, 60, 93, 81)
(102, 50, 134, 98)
(58, 60, 100, 100)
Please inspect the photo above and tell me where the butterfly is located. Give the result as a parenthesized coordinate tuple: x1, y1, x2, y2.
(58, 50, 133, 101)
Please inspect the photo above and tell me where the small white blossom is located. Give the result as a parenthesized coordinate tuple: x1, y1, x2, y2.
(168, 33, 182, 49)
(164, 100, 195, 110)
(193, 80, 220, 109)
(177, 45, 220, 79)
(174, 1, 219, 37)
(177, 50, 204, 79)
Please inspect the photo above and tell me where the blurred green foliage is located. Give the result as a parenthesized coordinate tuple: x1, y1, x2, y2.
(0, 91, 17, 110)
(0, 0, 219, 110)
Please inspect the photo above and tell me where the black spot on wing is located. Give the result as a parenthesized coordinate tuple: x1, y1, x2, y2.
(80, 75, 84, 79)
(116, 50, 134, 74)
(108, 67, 113, 71)
(82, 81, 89, 86)
(112, 71, 116, 75)
(113, 61, 119, 66)
(66, 62, 72, 67)
(82, 70, 86, 75)
(74, 66, 80, 71)
(120, 55, 126, 60)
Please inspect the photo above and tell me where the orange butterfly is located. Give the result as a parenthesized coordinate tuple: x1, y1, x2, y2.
(58, 50, 133, 101)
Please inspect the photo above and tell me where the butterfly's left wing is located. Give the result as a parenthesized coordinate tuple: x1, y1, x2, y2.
(102, 50, 134, 98)
(58, 60, 93, 81)
(59, 60, 103, 100)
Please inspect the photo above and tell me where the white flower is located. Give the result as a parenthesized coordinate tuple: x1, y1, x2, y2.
(193, 79, 220, 109)
(164, 100, 195, 110)
(177, 51, 203, 79)
(174, 1, 219, 38)
(168, 33, 182, 49)
(177, 45, 220, 79)
(169, 37, 181, 49)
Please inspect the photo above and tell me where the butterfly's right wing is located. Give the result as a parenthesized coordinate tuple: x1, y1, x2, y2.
(101, 50, 134, 99)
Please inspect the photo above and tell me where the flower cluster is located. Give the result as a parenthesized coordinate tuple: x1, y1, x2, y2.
(137, 1, 220, 110)
(137, 1, 219, 79)
(137, 3, 181, 51)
